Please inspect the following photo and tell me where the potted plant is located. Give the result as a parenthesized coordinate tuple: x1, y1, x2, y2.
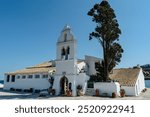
(95, 89, 100, 96)
(77, 85, 82, 90)
(120, 89, 125, 97)
(51, 89, 55, 95)
(48, 87, 52, 95)
(66, 89, 72, 97)
(112, 92, 116, 98)
(77, 85, 83, 96)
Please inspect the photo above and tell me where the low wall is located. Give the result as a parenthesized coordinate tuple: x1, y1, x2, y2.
(94, 82, 120, 97)
(121, 86, 136, 96)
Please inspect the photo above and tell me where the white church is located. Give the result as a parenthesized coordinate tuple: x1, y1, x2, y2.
(3, 25, 145, 97)
(4, 25, 100, 96)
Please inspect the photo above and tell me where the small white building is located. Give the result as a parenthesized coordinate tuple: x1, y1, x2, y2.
(109, 68, 145, 96)
(4, 61, 55, 92)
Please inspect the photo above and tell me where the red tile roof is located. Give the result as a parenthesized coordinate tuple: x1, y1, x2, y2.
(109, 68, 141, 87)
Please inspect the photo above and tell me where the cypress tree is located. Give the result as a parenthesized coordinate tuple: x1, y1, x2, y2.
(87, 0, 123, 81)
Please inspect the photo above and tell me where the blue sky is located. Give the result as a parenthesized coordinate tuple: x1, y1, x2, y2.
(0, 0, 150, 80)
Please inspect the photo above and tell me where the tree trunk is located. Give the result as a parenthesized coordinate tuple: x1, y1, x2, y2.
(103, 41, 109, 82)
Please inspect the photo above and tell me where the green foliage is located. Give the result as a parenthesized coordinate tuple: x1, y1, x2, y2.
(88, 61, 105, 82)
(95, 61, 105, 82)
(87, 0, 123, 81)
(87, 81, 94, 88)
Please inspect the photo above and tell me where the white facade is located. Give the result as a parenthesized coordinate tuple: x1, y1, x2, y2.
(4, 74, 50, 91)
(121, 86, 135, 96)
(94, 82, 120, 97)
(85, 55, 101, 75)
(53, 25, 89, 96)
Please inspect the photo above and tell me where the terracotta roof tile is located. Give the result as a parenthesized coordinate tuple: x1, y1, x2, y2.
(109, 68, 141, 87)
(6, 67, 56, 75)
(6, 61, 56, 75)
(27, 61, 53, 68)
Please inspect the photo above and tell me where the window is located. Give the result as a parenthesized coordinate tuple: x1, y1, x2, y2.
(22, 75, 26, 79)
(67, 46, 70, 54)
(61, 48, 65, 56)
(42, 74, 48, 78)
(11, 75, 15, 82)
(61, 47, 66, 59)
(28, 75, 33, 79)
(64, 46, 70, 60)
(17, 75, 20, 79)
(35, 75, 40, 78)
(6, 75, 10, 82)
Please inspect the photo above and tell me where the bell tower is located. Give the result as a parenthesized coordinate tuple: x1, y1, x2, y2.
(53, 25, 90, 97)
(56, 25, 77, 61)
(54, 25, 78, 96)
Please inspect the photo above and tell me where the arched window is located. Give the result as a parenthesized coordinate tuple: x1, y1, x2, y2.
(65, 46, 70, 60)
(66, 46, 70, 54)
(61, 47, 66, 59)
(64, 33, 67, 42)
(61, 47, 65, 56)
(6, 75, 10, 82)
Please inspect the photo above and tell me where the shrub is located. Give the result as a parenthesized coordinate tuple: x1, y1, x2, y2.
(87, 81, 94, 88)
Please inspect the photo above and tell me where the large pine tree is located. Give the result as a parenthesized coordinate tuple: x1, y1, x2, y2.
(87, 0, 123, 82)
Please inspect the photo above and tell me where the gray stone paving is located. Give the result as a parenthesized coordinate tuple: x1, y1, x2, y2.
(0, 88, 150, 100)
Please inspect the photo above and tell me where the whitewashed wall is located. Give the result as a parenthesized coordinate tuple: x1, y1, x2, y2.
(76, 73, 89, 94)
(77, 62, 86, 74)
(94, 82, 120, 96)
(4, 74, 50, 91)
(137, 69, 145, 93)
(85, 55, 101, 75)
(55, 59, 76, 75)
(57, 41, 77, 60)
(52, 75, 60, 95)
(52, 75, 77, 96)
(53, 73, 89, 96)
(121, 86, 136, 96)
(57, 26, 75, 42)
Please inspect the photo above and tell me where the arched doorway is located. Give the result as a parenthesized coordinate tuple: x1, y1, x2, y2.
(60, 76, 68, 95)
